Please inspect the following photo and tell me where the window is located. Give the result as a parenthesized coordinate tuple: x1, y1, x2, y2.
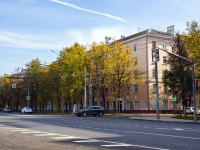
(163, 100, 169, 110)
(134, 85, 138, 93)
(106, 101, 109, 110)
(126, 86, 130, 94)
(163, 56, 167, 64)
(134, 100, 139, 110)
(152, 41, 156, 49)
(126, 101, 131, 110)
(113, 101, 117, 110)
(100, 101, 104, 107)
(134, 44, 138, 51)
(173, 102, 178, 110)
(163, 43, 166, 50)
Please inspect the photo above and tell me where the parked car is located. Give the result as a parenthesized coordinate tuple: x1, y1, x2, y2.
(3, 107, 12, 112)
(21, 107, 33, 113)
(186, 107, 200, 115)
(76, 106, 105, 117)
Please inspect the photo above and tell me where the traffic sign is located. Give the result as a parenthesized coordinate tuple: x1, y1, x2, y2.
(172, 95, 176, 102)
(26, 96, 30, 101)
(12, 84, 16, 88)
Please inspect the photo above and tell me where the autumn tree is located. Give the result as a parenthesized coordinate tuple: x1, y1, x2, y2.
(109, 42, 144, 107)
(88, 41, 144, 110)
(25, 58, 42, 112)
(87, 42, 112, 108)
(47, 61, 62, 113)
(186, 21, 200, 78)
(58, 43, 87, 111)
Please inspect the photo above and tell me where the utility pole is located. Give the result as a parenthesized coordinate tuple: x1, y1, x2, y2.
(84, 66, 87, 108)
(155, 49, 160, 119)
(89, 75, 92, 107)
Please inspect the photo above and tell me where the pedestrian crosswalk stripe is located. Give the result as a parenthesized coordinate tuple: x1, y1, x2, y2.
(74, 139, 101, 143)
(21, 131, 47, 134)
(101, 144, 132, 147)
(51, 136, 82, 140)
(35, 133, 62, 136)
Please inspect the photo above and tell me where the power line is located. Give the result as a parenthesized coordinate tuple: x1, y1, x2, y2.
(0, 33, 66, 45)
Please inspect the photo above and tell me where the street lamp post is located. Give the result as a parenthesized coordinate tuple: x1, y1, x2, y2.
(157, 47, 197, 122)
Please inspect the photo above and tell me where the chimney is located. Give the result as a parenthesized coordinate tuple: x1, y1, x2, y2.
(167, 25, 175, 36)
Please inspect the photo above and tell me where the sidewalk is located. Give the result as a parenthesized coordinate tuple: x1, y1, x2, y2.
(129, 116, 200, 124)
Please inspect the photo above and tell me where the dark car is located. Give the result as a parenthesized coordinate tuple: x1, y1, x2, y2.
(76, 106, 105, 117)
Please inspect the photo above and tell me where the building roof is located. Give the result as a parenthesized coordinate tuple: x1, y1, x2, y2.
(118, 28, 174, 42)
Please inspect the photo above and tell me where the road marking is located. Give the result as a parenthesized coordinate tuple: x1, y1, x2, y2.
(21, 131, 47, 134)
(74, 139, 101, 143)
(101, 144, 170, 150)
(125, 130, 200, 140)
(11, 129, 33, 132)
(51, 136, 82, 140)
(174, 128, 183, 131)
(35, 133, 62, 136)
(101, 144, 132, 147)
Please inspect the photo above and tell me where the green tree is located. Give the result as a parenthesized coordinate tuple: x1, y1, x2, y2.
(162, 33, 193, 115)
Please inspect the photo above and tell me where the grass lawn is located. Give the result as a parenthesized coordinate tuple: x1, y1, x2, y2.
(172, 115, 200, 120)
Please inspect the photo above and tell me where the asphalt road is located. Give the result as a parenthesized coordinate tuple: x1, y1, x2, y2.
(0, 113, 200, 150)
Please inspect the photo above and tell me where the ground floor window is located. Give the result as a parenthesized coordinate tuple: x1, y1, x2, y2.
(126, 101, 131, 110)
(113, 101, 117, 110)
(173, 102, 178, 110)
(100, 101, 104, 107)
(163, 100, 168, 110)
(134, 100, 139, 110)
(106, 101, 109, 110)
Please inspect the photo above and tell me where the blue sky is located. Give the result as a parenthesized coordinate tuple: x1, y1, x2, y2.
(0, 0, 200, 76)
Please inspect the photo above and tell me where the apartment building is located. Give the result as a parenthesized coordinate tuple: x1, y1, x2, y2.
(103, 26, 183, 113)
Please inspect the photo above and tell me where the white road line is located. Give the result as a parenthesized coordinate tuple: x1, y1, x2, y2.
(51, 136, 82, 140)
(101, 144, 170, 150)
(35, 133, 62, 136)
(11, 129, 34, 132)
(21, 131, 47, 134)
(102, 144, 132, 147)
(125, 130, 200, 140)
(74, 139, 101, 143)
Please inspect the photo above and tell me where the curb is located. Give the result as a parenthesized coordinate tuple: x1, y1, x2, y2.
(129, 117, 200, 124)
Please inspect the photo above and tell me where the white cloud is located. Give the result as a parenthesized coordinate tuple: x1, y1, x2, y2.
(64, 26, 138, 46)
(0, 32, 66, 50)
(0, 25, 138, 51)
(49, 0, 126, 22)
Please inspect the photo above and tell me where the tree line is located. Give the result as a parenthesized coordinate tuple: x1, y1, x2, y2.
(0, 42, 144, 112)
